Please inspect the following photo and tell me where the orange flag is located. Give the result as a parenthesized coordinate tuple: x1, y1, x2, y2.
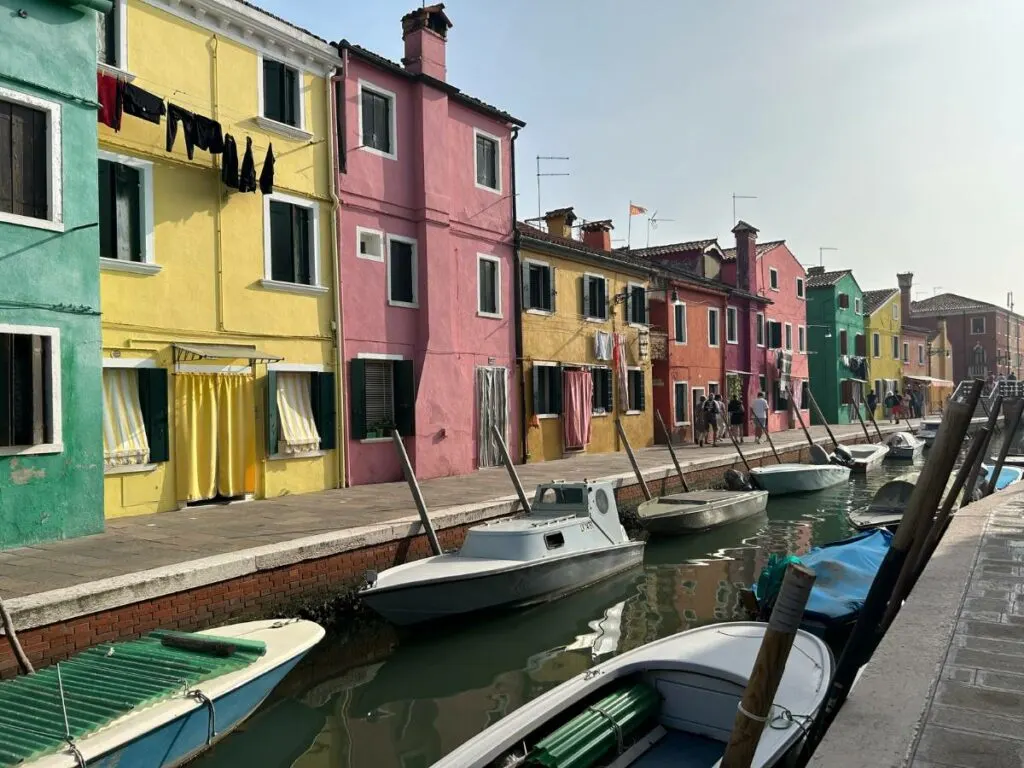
(629, 203, 647, 216)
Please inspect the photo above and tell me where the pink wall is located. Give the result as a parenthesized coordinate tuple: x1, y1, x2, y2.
(337, 53, 520, 485)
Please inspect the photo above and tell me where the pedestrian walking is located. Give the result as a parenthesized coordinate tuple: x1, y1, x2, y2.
(866, 390, 878, 419)
(704, 394, 721, 447)
(694, 396, 709, 447)
(751, 391, 769, 443)
(728, 394, 745, 442)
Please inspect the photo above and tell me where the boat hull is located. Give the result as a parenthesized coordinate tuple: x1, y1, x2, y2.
(887, 444, 923, 460)
(749, 464, 851, 495)
(637, 490, 768, 535)
(844, 445, 889, 475)
(361, 542, 644, 626)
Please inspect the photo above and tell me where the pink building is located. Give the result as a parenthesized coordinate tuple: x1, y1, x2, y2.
(334, 5, 525, 485)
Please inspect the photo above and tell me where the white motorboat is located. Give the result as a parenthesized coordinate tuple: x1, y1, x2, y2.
(840, 443, 889, 474)
(636, 489, 768, 536)
(750, 447, 851, 495)
(915, 417, 941, 447)
(847, 473, 918, 531)
(359, 480, 644, 626)
(433, 622, 833, 768)
(885, 431, 925, 460)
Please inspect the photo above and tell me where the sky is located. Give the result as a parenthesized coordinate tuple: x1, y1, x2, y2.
(263, 0, 1024, 309)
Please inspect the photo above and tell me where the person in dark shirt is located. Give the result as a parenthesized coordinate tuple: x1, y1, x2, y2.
(728, 395, 745, 442)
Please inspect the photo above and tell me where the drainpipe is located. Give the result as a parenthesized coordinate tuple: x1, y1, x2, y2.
(510, 126, 527, 463)
(328, 60, 350, 487)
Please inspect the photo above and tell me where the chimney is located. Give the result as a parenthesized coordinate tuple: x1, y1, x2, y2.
(543, 207, 576, 239)
(807, 266, 826, 277)
(580, 220, 613, 251)
(731, 220, 759, 293)
(401, 4, 452, 80)
(897, 272, 913, 325)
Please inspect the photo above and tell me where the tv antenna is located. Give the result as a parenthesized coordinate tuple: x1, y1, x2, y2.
(536, 156, 570, 221)
(732, 193, 757, 225)
(646, 211, 675, 248)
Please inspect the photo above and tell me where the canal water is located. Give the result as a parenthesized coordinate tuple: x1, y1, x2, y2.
(195, 459, 922, 768)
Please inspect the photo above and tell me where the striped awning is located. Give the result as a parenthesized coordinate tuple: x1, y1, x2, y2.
(103, 369, 151, 467)
(276, 372, 321, 454)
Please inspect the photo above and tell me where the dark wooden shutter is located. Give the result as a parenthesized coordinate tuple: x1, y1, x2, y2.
(548, 266, 557, 312)
(292, 205, 311, 285)
(770, 322, 783, 349)
(335, 80, 347, 174)
(3, 103, 47, 219)
(265, 369, 278, 456)
(312, 372, 336, 450)
(98, 160, 115, 259)
(581, 276, 590, 318)
(0, 103, 11, 214)
(394, 360, 416, 436)
(855, 334, 866, 356)
(264, 60, 283, 122)
(603, 369, 613, 412)
(115, 163, 142, 262)
(637, 371, 646, 412)
(552, 365, 563, 415)
(269, 200, 293, 282)
(0, 334, 10, 446)
(349, 359, 367, 440)
(531, 364, 541, 415)
(138, 367, 169, 462)
(375, 92, 390, 153)
(522, 262, 532, 309)
(283, 66, 298, 127)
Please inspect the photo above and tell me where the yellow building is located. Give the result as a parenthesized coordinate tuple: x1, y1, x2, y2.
(518, 209, 655, 462)
(863, 288, 903, 418)
(97, 0, 342, 517)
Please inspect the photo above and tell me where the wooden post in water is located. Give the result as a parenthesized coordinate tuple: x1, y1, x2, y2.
(961, 395, 1002, 508)
(852, 397, 873, 443)
(985, 399, 1024, 496)
(655, 410, 689, 492)
(392, 430, 442, 556)
(722, 562, 816, 768)
(864, 399, 885, 442)
(724, 417, 753, 474)
(491, 425, 532, 514)
(616, 418, 653, 501)
(788, 396, 815, 449)
(805, 387, 839, 450)
(0, 596, 33, 675)
(797, 380, 982, 766)
(755, 414, 782, 464)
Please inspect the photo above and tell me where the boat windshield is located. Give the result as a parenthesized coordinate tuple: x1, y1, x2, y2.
(535, 486, 586, 506)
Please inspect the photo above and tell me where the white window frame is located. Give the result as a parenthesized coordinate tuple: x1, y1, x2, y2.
(796, 277, 805, 299)
(533, 361, 559, 419)
(769, 268, 779, 291)
(903, 342, 910, 362)
(590, 364, 611, 416)
(625, 366, 643, 415)
(356, 226, 384, 262)
(261, 192, 325, 295)
(892, 335, 900, 360)
(918, 344, 925, 364)
(523, 257, 553, 315)
(97, 150, 159, 275)
(96, 0, 131, 79)
(357, 79, 398, 161)
(798, 325, 806, 353)
(255, 53, 311, 141)
(473, 127, 502, 194)
(0, 87, 63, 233)
(784, 323, 793, 351)
(971, 316, 986, 335)
(673, 380, 690, 426)
(892, 303, 899, 321)
(725, 306, 739, 345)
(386, 233, 419, 308)
(854, 297, 862, 314)
(707, 307, 720, 347)
(872, 332, 881, 358)
(0, 323, 62, 456)
(756, 312, 765, 347)
(476, 253, 502, 319)
(627, 281, 648, 328)
(673, 301, 687, 345)
(583, 272, 609, 322)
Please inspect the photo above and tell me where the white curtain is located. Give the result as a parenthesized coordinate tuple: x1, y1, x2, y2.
(103, 369, 151, 468)
(276, 372, 321, 455)
(477, 366, 509, 468)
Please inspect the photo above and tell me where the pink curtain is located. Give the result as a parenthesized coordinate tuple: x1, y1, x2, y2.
(563, 369, 594, 450)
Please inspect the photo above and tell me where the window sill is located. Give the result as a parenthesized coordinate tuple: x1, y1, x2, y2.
(359, 143, 398, 161)
(629, 323, 649, 330)
(674, 422, 691, 428)
(624, 410, 643, 416)
(260, 279, 328, 296)
(97, 63, 136, 82)
(359, 437, 393, 444)
(592, 412, 609, 418)
(388, 299, 419, 309)
(101, 258, 162, 276)
(268, 449, 328, 461)
(0, 211, 63, 233)
(585, 316, 609, 324)
(477, 310, 503, 320)
(526, 308, 553, 316)
(105, 463, 158, 476)
(536, 413, 559, 420)
(254, 115, 313, 142)
(0, 443, 63, 457)
(726, 340, 739, 345)
(356, 253, 385, 263)
(674, 340, 688, 346)
(474, 182, 502, 195)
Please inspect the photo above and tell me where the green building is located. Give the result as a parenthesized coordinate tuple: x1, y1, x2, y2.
(0, 0, 108, 547)
(805, 268, 869, 425)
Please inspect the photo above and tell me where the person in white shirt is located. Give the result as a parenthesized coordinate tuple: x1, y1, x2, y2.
(751, 391, 770, 443)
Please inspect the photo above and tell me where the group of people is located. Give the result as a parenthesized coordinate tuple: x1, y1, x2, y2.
(865, 387, 925, 423)
(693, 391, 771, 447)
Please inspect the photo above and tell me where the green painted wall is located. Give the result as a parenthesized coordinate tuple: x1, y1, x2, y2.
(0, 0, 104, 548)
(807, 273, 867, 425)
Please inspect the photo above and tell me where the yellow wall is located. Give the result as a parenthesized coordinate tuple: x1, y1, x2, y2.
(866, 292, 903, 418)
(520, 245, 653, 462)
(100, 0, 341, 517)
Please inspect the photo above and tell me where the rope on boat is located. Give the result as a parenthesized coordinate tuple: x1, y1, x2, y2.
(190, 689, 217, 745)
(585, 702, 625, 753)
(736, 700, 769, 723)
(56, 663, 86, 767)
(64, 737, 86, 768)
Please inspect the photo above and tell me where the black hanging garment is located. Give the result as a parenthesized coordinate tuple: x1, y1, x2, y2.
(221, 134, 239, 189)
(192, 114, 225, 154)
(238, 136, 257, 193)
(258, 143, 275, 194)
(122, 83, 166, 125)
(166, 103, 197, 159)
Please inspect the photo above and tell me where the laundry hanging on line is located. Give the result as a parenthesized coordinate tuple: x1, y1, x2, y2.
(238, 136, 257, 193)
(96, 72, 123, 131)
(221, 134, 240, 189)
(166, 103, 224, 160)
(258, 143, 275, 194)
(122, 83, 165, 125)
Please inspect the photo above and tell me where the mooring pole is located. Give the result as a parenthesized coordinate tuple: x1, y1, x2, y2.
(491, 425, 532, 514)
(805, 388, 839, 450)
(724, 416, 753, 473)
(864, 399, 885, 442)
(985, 399, 1024, 496)
(0, 596, 32, 675)
(853, 397, 873, 443)
(788, 396, 815, 449)
(655, 409, 689, 491)
(756, 414, 782, 464)
(392, 430, 442, 556)
(617, 417, 652, 501)
(961, 395, 1002, 508)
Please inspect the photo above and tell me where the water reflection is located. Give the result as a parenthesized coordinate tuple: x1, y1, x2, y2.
(201, 458, 921, 767)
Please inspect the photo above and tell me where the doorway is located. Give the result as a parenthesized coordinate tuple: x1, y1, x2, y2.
(476, 366, 509, 468)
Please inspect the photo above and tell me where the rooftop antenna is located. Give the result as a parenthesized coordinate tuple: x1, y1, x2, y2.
(536, 156, 570, 221)
(732, 193, 757, 225)
(646, 211, 675, 248)
(818, 246, 838, 267)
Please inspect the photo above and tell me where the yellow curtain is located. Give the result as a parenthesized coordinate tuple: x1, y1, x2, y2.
(102, 369, 150, 468)
(217, 373, 256, 497)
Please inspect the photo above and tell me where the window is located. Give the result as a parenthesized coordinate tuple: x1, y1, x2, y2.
(756, 313, 765, 346)
(796, 277, 805, 298)
(359, 81, 396, 159)
(673, 381, 689, 425)
(784, 323, 793, 350)
(769, 268, 779, 291)
(583, 274, 608, 320)
(726, 307, 738, 344)
(892, 304, 899, 321)
(591, 367, 613, 414)
(903, 342, 910, 362)
(523, 260, 554, 312)
(767, 321, 782, 349)
(872, 333, 880, 357)
(758, 375, 767, 396)
(838, 293, 850, 309)
(98, 154, 154, 269)
(798, 326, 806, 353)
(627, 284, 647, 325)
(918, 344, 925, 364)
(265, 195, 319, 288)
(839, 329, 848, 355)
(96, 0, 125, 70)
(801, 381, 810, 409)
(708, 381, 720, 397)
(350, 357, 415, 439)
(262, 59, 301, 128)
(969, 344, 987, 377)
(854, 297, 861, 314)
(674, 302, 687, 344)
(101, 364, 169, 470)
(627, 369, 646, 413)
(772, 380, 789, 412)
(0, 88, 61, 230)
(971, 317, 986, 335)
(892, 336, 900, 360)
(357, 227, 384, 262)
(0, 326, 61, 455)
(387, 235, 417, 307)
(477, 255, 501, 318)
(707, 308, 720, 346)
(855, 334, 866, 356)
(267, 369, 336, 456)
(474, 129, 500, 192)
(532, 364, 561, 416)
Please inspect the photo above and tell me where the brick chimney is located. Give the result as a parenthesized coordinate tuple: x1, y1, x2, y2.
(543, 207, 576, 239)
(897, 272, 913, 326)
(731, 220, 759, 293)
(807, 266, 826, 277)
(401, 4, 452, 80)
(580, 220, 613, 251)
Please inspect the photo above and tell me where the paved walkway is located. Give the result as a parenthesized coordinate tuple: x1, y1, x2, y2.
(0, 420, 905, 604)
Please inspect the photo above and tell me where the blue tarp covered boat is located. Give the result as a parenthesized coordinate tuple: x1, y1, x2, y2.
(982, 464, 1024, 491)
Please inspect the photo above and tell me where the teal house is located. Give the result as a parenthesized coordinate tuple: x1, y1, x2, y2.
(805, 267, 869, 425)
(0, 0, 108, 547)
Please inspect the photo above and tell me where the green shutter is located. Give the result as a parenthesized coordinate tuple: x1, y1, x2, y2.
(349, 359, 367, 440)
(138, 368, 169, 463)
(264, 60, 283, 122)
(265, 370, 278, 456)
(522, 262, 532, 309)
(269, 201, 293, 282)
(293, 206, 311, 285)
(283, 66, 298, 127)
(394, 360, 416, 436)
(603, 369, 613, 412)
(312, 372, 336, 450)
(581, 276, 590, 317)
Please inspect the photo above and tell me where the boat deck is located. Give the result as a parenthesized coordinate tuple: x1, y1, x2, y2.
(633, 730, 726, 767)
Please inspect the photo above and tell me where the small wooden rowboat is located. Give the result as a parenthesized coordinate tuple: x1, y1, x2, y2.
(840, 443, 889, 474)
(885, 431, 925, 461)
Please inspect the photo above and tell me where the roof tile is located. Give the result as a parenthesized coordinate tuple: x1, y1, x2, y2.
(720, 240, 786, 262)
(862, 288, 899, 315)
(805, 269, 852, 289)
(627, 239, 719, 258)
